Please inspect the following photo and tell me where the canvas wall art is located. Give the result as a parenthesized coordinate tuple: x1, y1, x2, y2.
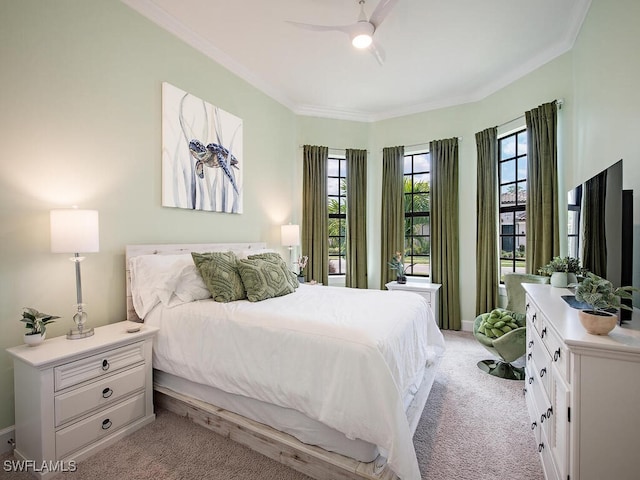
(162, 82, 243, 213)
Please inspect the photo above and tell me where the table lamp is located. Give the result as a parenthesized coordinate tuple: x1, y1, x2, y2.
(50, 208, 99, 339)
(281, 224, 300, 271)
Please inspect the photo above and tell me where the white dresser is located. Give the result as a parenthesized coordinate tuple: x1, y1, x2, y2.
(7, 322, 158, 478)
(523, 283, 640, 480)
(385, 281, 441, 321)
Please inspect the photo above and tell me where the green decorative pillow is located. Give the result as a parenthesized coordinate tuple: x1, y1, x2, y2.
(191, 251, 246, 303)
(247, 252, 299, 289)
(237, 257, 295, 302)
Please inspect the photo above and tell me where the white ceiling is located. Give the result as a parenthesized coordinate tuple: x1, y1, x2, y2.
(122, 0, 591, 122)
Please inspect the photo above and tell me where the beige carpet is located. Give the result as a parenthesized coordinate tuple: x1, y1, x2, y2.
(0, 331, 543, 480)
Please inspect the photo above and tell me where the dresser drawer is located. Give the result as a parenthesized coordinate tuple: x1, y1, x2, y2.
(54, 342, 145, 391)
(55, 364, 146, 427)
(539, 323, 570, 384)
(56, 392, 146, 459)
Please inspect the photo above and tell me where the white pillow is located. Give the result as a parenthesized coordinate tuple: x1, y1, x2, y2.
(129, 254, 210, 318)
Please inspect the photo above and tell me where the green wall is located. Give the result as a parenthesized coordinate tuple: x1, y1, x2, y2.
(0, 0, 297, 429)
(1, 0, 638, 431)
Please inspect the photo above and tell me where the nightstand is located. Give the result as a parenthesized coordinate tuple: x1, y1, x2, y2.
(6, 321, 158, 478)
(385, 281, 441, 320)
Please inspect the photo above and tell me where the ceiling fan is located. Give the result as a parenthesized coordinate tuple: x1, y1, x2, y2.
(287, 0, 399, 65)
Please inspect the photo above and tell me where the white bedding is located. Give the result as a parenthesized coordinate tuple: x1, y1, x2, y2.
(145, 284, 445, 480)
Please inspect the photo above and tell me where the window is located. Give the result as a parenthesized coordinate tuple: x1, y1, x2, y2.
(567, 185, 582, 258)
(498, 129, 527, 280)
(327, 156, 346, 275)
(403, 152, 430, 277)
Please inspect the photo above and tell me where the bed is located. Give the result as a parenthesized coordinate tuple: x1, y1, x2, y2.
(125, 243, 445, 480)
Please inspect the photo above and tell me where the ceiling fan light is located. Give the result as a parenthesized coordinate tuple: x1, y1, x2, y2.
(352, 33, 373, 49)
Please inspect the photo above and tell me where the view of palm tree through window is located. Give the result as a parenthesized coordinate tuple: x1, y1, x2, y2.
(328, 156, 346, 275)
(499, 129, 528, 280)
(404, 153, 430, 277)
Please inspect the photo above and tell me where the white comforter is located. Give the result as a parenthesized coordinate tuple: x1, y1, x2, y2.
(145, 284, 445, 479)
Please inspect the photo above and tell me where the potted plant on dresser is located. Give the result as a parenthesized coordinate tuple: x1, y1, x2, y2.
(20, 307, 59, 346)
(538, 256, 585, 288)
(574, 273, 637, 335)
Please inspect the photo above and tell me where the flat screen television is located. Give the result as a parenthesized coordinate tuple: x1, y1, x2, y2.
(567, 159, 634, 322)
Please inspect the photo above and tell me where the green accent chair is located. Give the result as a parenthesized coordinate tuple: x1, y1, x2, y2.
(474, 273, 549, 380)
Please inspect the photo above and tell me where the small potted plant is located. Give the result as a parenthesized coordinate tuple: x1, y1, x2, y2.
(538, 256, 585, 288)
(21, 307, 59, 346)
(388, 251, 413, 284)
(297, 255, 308, 283)
(574, 273, 637, 335)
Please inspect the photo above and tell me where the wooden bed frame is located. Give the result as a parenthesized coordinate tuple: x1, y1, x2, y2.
(125, 243, 438, 480)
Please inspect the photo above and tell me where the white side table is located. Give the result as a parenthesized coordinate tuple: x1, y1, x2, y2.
(6, 321, 158, 478)
(385, 281, 441, 320)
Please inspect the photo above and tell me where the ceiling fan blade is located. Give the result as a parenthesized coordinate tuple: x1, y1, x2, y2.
(369, 0, 399, 29)
(286, 20, 353, 35)
(369, 41, 385, 65)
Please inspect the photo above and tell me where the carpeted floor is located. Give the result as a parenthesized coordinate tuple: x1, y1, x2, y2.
(0, 331, 543, 480)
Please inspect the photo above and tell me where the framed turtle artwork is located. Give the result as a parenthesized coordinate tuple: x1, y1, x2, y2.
(161, 82, 243, 214)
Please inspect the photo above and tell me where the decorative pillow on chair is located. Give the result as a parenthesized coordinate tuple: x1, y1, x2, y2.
(237, 257, 295, 302)
(247, 252, 299, 289)
(191, 251, 246, 303)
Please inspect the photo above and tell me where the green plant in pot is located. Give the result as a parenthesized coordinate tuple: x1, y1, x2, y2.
(538, 256, 585, 288)
(21, 307, 59, 346)
(574, 273, 637, 335)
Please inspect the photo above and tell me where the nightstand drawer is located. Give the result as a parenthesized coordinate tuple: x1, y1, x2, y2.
(54, 342, 145, 391)
(55, 364, 146, 427)
(56, 392, 146, 459)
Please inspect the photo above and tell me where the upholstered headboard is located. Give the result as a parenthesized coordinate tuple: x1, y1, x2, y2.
(125, 242, 267, 322)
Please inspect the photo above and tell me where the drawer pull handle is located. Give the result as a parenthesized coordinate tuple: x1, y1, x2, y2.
(522, 387, 527, 396)
(527, 353, 532, 361)
(102, 359, 110, 371)
(538, 443, 544, 452)
(526, 303, 530, 311)
(102, 388, 113, 399)
(547, 406, 553, 418)
(528, 340, 534, 348)
(553, 349, 561, 361)
(101, 419, 112, 430)
(528, 377, 534, 385)
(532, 313, 537, 322)
(540, 413, 547, 423)
(531, 421, 537, 430)
(541, 327, 547, 338)
(540, 367, 547, 377)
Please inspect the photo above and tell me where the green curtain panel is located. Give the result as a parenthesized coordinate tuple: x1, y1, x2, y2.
(525, 102, 559, 274)
(582, 169, 608, 277)
(475, 127, 499, 315)
(380, 146, 405, 289)
(302, 145, 329, 285)
(345, 149, 368, 288)
(430, 138, 461, 330)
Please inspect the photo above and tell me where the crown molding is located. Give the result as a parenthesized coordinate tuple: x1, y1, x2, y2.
(122, 0, 592, 124)
(121, 0, 297, 112)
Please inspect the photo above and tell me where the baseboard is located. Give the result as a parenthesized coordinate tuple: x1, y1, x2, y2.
(461, 320, 473, 332)
(0, 425, 15, 454)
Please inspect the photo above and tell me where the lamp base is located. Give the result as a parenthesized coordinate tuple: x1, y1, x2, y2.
(67, 327, 94, 340)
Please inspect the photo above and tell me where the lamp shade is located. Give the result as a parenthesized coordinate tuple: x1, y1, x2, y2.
(281, 224, 300, 247)
(50, 209, 100, 253)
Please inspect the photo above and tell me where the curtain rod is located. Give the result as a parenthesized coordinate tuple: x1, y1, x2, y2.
(497, 98, 564, 129)
(298, 145, 369, 153)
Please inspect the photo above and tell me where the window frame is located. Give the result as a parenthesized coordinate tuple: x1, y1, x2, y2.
(498, 128, 528, 281)
(403, 151, 431, 278)
(327, 155, 346, 276)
